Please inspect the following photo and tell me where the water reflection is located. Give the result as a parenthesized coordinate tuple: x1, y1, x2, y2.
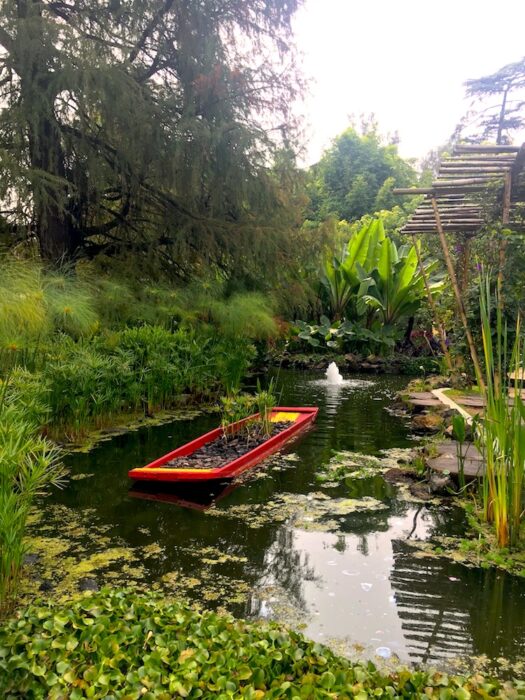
(390, 542, 525, 667)
(129, 480, 234, 511)
(42, 369, 525, 673)
(248, 502, 467, 665)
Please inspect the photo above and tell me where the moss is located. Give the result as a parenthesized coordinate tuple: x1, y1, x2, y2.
(205, 490, 388, 532)
(405, 512, 525, 578)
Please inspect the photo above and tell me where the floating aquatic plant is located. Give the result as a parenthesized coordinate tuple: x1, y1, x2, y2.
(0, 588, 522, 699)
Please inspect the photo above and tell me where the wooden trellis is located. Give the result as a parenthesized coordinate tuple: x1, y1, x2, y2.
(393, 143, 525, 384)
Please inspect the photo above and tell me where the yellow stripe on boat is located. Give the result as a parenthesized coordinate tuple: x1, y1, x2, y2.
(139, 467, 217, 474)
(271, 412, 299, 422)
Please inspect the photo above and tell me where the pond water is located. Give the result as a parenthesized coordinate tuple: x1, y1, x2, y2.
(38, 369, 525, 675)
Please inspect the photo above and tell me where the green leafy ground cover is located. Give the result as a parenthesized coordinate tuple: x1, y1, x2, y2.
(1, 588, 523, 699)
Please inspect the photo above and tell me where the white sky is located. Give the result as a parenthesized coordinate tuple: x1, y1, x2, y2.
(294, 0, 525, 165)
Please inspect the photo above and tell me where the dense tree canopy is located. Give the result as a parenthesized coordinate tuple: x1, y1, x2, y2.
(0, 0, 304, 268)
(305, 120, 417, 222)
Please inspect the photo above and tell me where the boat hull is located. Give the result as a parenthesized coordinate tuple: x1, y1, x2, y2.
(128, 406, 318, 483)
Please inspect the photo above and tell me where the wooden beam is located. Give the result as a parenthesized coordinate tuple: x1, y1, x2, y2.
(395, 185, 492, 195)
(431, 197, 484, 389)
(393, 188, 434, 195)
(497, 171, 512, 314)
(454, 145, 520, 154)
(433, 177, 504, 187)
(433, 185, 495, 194)
(439, 167, 511, 174)
(403, 222, 482, 229)
(442, 158, 516, 165)
(411, 234, 453, 371)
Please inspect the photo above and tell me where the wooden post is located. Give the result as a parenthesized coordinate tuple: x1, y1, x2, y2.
(460, 236, 471, 293)
(497, 172, 512, 313)
(411, 234, 453, 371)
(431, 198, 485, 390)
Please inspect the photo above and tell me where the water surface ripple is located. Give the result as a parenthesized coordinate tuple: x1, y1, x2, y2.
(46, 369, 525, 673)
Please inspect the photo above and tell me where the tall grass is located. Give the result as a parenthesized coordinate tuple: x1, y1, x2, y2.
(41, 328, 240, 439)
(0, 374, 65, 614)
(476, 276, 525, 548)
(0, 257, 278, 439)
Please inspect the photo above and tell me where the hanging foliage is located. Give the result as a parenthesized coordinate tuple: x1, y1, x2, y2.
(0, 0, 304, 270)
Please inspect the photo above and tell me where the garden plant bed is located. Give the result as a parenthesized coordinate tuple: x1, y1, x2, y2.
(128, 407, 319, 482)
(164, 422, 289, 470)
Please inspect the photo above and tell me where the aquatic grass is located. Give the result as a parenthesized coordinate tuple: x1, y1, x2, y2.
(209, 292, 278, 339)
(40, 326, 247, 439)
(476, 275, 525, 548)
(256, 377, 277, 436)
(0, 257, 264, 440)
(0, 377, 65, 614)
(218, 339, 256, 396)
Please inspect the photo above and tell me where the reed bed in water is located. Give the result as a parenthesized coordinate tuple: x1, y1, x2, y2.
(476, 275, 525, 549)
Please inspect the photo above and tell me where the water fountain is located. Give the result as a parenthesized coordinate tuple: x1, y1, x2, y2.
(325, 361, 344, 385)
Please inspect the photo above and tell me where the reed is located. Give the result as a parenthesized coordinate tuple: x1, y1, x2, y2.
(0, 376, 66, 614)
(256, 378, 277, 437)
(476, 275, 525, 548)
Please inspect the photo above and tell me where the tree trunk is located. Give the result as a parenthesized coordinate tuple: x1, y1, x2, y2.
(17, 0, 81, 263)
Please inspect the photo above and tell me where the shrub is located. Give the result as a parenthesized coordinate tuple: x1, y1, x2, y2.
(0, 589, 521, 698)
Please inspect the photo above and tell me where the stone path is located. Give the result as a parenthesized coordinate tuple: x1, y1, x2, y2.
(427, 441, 485, 478)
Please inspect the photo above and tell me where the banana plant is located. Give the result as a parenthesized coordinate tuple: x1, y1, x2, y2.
(355, 238, 443, 327)
(321, 220, 386, 320)
(296, 316, 354, 348)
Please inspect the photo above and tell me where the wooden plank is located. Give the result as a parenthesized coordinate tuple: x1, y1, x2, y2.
(432, 185, 495, 194)
(454, 145, 520, 154)
(393, 188, 434, 195)
(402, 225, 481, 231)
(433, 178, 504, 187)
(441, 159, 515, 166)
(451, 394, 485, 407)
(439, 165, 511, 171)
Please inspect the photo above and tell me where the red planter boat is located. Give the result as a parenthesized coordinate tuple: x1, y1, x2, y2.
(128, 406, 318, 483)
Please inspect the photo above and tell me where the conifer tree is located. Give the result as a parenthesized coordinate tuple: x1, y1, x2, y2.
(0, 0, 303, 266)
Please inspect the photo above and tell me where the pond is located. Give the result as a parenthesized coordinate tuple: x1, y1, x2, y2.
(34, 369, 525, 676)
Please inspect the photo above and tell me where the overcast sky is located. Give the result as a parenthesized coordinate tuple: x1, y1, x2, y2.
(294, 0, 525, 165)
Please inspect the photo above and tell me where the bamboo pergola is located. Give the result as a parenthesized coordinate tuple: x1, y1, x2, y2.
(395, 144, 525, 236)
(393, 143, 525, 383)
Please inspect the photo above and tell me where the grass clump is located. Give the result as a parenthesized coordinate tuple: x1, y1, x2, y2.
(0, 375, 65, 615)
(476, 275, 525, 549)
(0, 588, 522, 699)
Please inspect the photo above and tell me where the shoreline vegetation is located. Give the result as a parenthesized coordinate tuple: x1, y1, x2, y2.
(2, 588, 524, 699)
(0, 259, 278, 614)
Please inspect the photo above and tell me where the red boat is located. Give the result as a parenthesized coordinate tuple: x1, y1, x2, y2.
(128, 406, 318, 483)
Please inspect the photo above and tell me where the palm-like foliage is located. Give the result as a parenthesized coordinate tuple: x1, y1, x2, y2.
(321, 220, 385, 320)
(321, 220, 442, 329)
(356, 238, 442, 327)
